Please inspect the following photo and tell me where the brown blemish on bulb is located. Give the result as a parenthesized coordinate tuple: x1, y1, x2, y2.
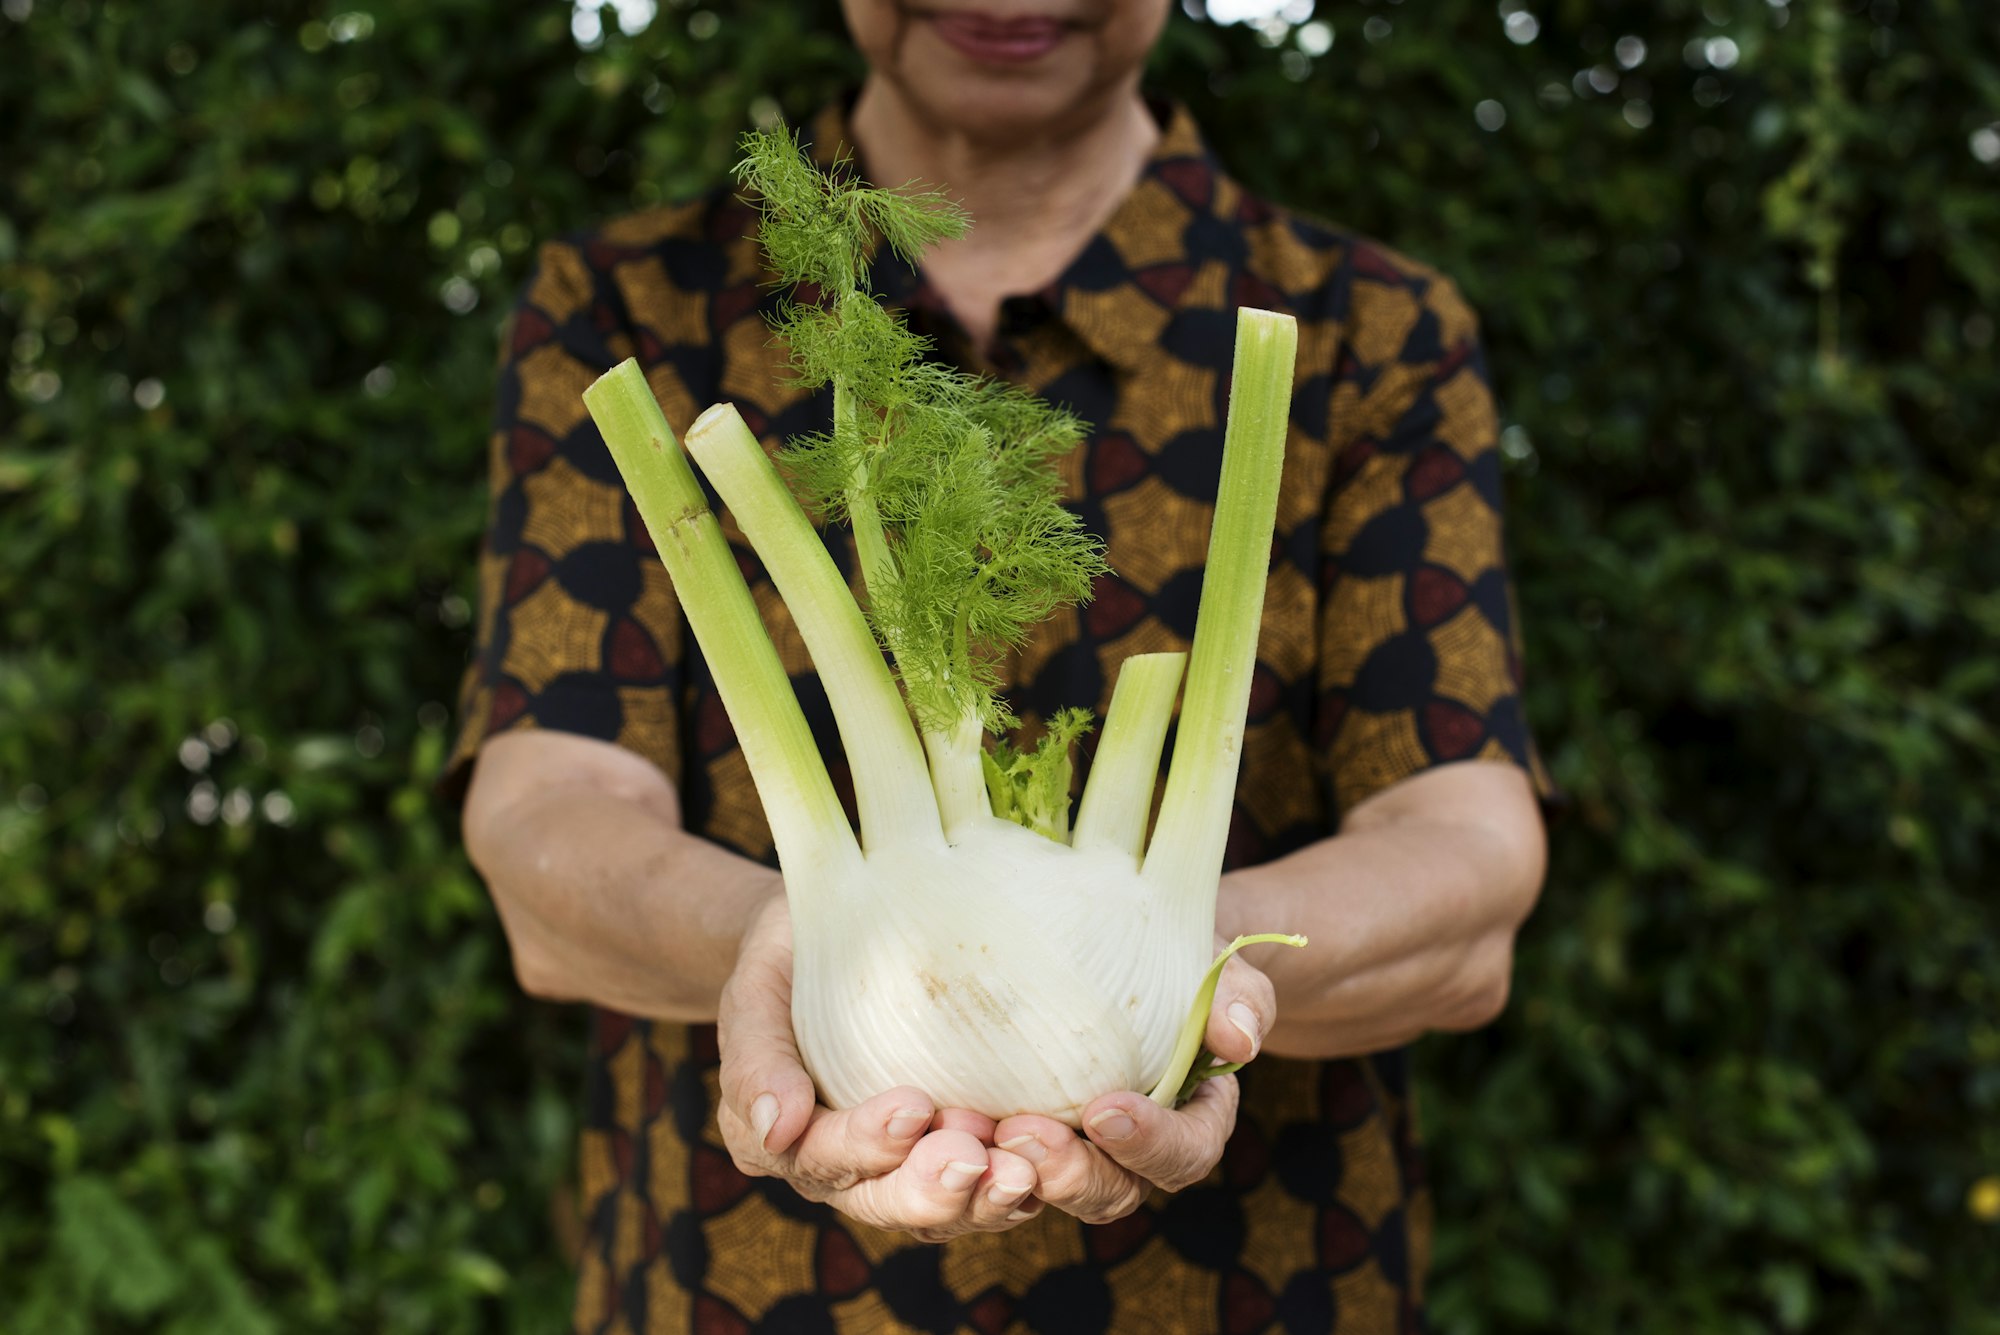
(912, 966, 1013, 1029)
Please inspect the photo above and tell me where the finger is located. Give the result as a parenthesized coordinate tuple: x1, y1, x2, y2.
(996, 1116, 1147, 1226)
(1204, 950, 1277, 1067)
(782, 1086, 937, 1188)
(717, 945, 813, 1157)
(989, 1113, 1067, 1170)
(717, 1092, 818, 1186)
(830, 1128, 990, 1234)
(964, 1147, 1039, 1230)
(1079, 1076, 1239, 1193)
(931, 1107, 999, 1143)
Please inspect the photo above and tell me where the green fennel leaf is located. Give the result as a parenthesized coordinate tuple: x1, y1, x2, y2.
(980, 707, 1094, 842)
(736, 127, 1106, 739)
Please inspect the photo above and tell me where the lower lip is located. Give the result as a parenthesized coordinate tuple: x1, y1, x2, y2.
(928, 13, 1070, 64)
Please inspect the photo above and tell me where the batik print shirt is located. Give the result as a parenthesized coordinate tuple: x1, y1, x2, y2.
(448, 101, 1546, 1335)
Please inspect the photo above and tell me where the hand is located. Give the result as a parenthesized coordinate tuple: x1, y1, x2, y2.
(716, 896, 1044, 1241)
(991, 941, 1276, 1223)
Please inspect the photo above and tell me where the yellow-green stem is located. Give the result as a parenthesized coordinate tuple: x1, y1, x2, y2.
(835, 377, 898, 597)
(1072, 652, 1186, 861)
(1142, 309, 1297, 905)
(925, 711, 991, 839)
(682, 400, 942, 853)
(1148, 932, 1308, 1107)
(581, 362, 856, 871)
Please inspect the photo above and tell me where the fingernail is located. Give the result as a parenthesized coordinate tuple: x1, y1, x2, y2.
(940, 1160, 985, 1193)
(988, 1180, 1031, 1207)
(886, 1108, 929, 1140)
(1006, 1207, 1036, 1222)
(998, 1134, 1047, 1166)
(1087, 1109, 1136, 1141)
(1227, 1001, 1262, 1059)
(750, 1093, 780, 1147)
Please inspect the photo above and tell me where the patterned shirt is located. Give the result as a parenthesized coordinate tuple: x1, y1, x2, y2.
(449, 100, 1546, 1335)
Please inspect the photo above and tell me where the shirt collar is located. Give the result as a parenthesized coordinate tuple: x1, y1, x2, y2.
(801, 98, 1241, 372)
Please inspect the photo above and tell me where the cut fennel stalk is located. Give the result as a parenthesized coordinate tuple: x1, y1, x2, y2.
(1150, 933, 1310, 1107)
(577, 130, 1304, 1124)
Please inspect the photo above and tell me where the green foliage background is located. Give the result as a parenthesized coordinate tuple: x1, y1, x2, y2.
(2, 0, 1995, 1329)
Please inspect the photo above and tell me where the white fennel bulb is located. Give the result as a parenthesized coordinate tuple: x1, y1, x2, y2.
(791, 823, 1210, 1125)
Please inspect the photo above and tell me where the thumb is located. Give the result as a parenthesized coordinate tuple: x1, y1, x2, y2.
(718, 929, 816, 1157)
(1202, 948, 1277, 1067)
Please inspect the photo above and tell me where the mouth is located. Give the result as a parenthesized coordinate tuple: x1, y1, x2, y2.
(922, 10, 1074, 64)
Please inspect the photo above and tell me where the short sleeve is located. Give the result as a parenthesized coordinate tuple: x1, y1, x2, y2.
(441, 238, 685, 802)
(1317, 275, 1547, 814)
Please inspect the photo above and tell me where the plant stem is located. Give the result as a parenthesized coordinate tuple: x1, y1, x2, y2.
(582, 362, 858, 870)
(681, 400, 943, 853)
(1072, 652, 1186, 861)
(925, 711, 991, 839)
(835, 377, 897, 596)
(1148, 933, 1308, 1106)
(1142, 309, 1296, 903)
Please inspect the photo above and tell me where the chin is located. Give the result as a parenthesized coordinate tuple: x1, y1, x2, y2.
(902, 76, 1112, 145)
(849, 0, 1159, 144)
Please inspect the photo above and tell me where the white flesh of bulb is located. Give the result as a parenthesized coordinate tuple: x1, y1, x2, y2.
(790, 817, 1211, 1127)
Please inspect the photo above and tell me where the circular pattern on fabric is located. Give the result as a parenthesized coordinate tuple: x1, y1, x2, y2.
(1018, 1264, 1114, 1335)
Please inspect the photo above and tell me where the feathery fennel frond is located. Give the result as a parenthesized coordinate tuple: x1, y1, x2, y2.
(736, 126, 1105, 738)
(982, 707, 1095, 843)
(735, 128, 968, 294)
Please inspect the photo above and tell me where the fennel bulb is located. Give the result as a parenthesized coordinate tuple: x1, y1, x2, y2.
(579, 129, 1303, 1124)
(788, 824, 1208, 1122)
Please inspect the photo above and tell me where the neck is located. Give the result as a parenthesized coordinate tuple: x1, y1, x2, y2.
(848, 79, 1159, 349)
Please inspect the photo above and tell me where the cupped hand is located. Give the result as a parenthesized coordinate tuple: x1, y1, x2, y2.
(992, 939, 1276, 1223)
(716, 896, 1043, 1241)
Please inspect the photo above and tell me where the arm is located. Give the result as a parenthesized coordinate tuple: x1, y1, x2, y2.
(462, 729, 779, 1021)
(1221, 759, 1546, 1058)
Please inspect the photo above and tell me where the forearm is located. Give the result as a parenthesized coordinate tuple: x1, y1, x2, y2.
(463, 732, 783, 1021)
(1217, 761, 1545, 1059)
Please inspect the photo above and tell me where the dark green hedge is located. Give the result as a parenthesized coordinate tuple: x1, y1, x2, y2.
(3, 0, 1995, 1330)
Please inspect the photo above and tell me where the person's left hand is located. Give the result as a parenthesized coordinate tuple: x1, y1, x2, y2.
(718, 896, 1045, 1241)
(990, 942, 1277, 1222)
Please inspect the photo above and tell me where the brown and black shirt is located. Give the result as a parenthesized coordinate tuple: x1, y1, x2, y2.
(449, 101, 1546, 1335)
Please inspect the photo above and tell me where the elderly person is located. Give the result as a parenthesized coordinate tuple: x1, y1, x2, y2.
(453, 1, 1547, 1329)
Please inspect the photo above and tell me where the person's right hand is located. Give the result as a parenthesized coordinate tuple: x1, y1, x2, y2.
(716, 895, 1043, 1242)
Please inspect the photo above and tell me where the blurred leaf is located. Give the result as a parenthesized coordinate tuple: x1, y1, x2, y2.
(52, 1176, 178, 1316)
